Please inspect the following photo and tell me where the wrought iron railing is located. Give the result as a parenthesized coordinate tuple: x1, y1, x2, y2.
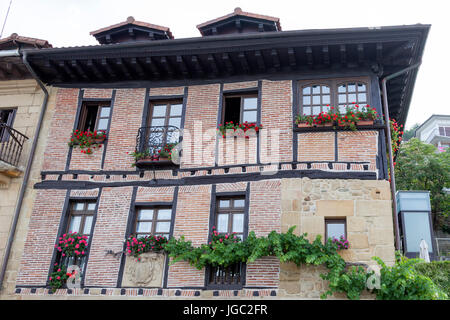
(207, 263, 243, 287)
(136, 125, 180, 156)
(0, 122, 28, 167)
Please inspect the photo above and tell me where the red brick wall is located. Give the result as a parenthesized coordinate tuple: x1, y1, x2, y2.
(337, 131, 378, 165)
(82, 89, 113, 99)
(260, 80, 293, 164)
(84, 186, 133, 287)
(298, 132, 335, 162)
(42, 88, 79, 171)
(223, 81, 258, 91)
(167, 185, 211, 287)
(135, 186, 175, 202)
(150, 86, 185, 96)
(103, 89, 146, 171)
(16, 189, 67, 286)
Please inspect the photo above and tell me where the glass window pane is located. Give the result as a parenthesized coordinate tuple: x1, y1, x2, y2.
(358, 93, 367, 102)
(322, 86, 330, 94)
(138, 209, 154, 220)
(322, 95, 330, 104)
(327, 222, 345, 240)
(168, 117, 181, 128)
(170, 104, 182, 116)
(339, 105, 347, 114)
(97, 118, 109, 130)
(217, 214, 229, 233)
(312, 85, 320, 94)
(347, 83, 356, 92)
(312, 106, 320, 115)
(302, 87, 311, 95)
(303, 107, 311, 115)
(243, 97, 257, 110)
(100, 107, 110, 118)
(83, 216, 93, 235)
(156, 221, 170, 233)
(339, 94, 347, 103)
(137, 222, 152, 233)
(404, 212, 433, 253)
(157, 209, 172, 220)
(87, 203, 96, 211)
(74, 203, 84, 211)
(232, 214, 244, 233)
(68, 216, 82, 233)
(233, 199, 245, 208)
(303, 96, 311, 105)
(348, 94, 357, 103)
(151, 118, 165, 127)
(153, 105, 167, 117)
(338, 85, 346, 93)
(219, 200, 230, 208)
(312, 96, 320, 105)
(357, 83, 366, 91)
(243, 111, 257, 123)
(322, 105, 330, 113)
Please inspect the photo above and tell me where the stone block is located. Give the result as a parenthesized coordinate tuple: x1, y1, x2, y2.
(347, 233, 369, 249)
(316, 200, 354, 217)
(281, 212, 300, 227)
(374, 245, 395, 264)
(300, 216, 324, 237)
(121, 252, 165, 287)
(355, 200, 391, 217)
(368, 227, 394, 245)
(279, 281, 300, 294)
(347, 216, 367, 233)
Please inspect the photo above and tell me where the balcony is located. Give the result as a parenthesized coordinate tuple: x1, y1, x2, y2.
(0, 122, 28, 179)
(134, 125, 180, 169)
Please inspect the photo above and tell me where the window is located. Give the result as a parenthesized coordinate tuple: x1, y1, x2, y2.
(223, 94, 258, 124)
(134, 207, 172, 238)
(299, 78, 370, 116)
(325, 218, 347, 241)
(53, 200, 97, 286)
(0, 108, 16, 142)
(438, 126, 450, 137)
(207, 196, 247, 288)
(77, 102, 111, 132)
(148, 100, 182, 145)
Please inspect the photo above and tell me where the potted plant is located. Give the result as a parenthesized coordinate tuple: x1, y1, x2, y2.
(331, 236, 350, 250)
(126, 234, 168, 261)
(295, 114, 314, 127)
(157, 143, 176, 161)
(48, 263, 77, 291)
(68, 130, 106, 154)
(313, 110, 334, 127)
(218, 121, 262, 138)
(355, 104, 378, 126)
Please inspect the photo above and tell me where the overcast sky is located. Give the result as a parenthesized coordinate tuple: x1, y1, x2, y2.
(1, 0, 448, 129)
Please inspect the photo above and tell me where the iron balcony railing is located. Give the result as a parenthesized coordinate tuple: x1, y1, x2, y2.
(207, 263, 243, 288)
(0, 122, 28, 167)
(136, 125, 180, 156)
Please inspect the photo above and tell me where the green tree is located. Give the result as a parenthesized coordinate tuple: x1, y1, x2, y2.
(402, 123, 420, 142)
(395, 138, 450, 230)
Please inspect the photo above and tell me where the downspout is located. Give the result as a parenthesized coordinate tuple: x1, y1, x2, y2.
(380, 61, 421, 251)
(0, 50, 49, 290)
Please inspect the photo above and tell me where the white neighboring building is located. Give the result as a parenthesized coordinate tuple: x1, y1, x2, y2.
(415, 114, 450, 152)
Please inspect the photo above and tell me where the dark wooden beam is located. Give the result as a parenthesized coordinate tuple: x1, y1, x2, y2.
(222, 53, 234, 74)
(191, 55, 204, 76)
(160, 56, 174, 77)
(254, 50, 265, 71)
(116, 58, 133, 78)
(148, 32, 155, 40)
(258, 23, 264, 32)
(100, 58, 117, 78)
(207, 54, 219, 75)
(87, 59, 105, 81)
(0, 67, 6, 79)
(145, 57, 160, 77)
(58, 60, 77, 80)
(322, 46, 330, 65)
(357, 44, 364, 64)
(235, 19, 242, 31)
(306, 46, 313, 66)
(45, 60, 67, 81)
(288, 48, 297, 68)
(71, 60, 90, 81)
(5, 62, 22, 78)
(376, 43, 383, 63)
(211, 27, 218, 35)
(271, 49, 281, 71)
(176, 55, 189, 77)
(128, 27, 135, 38)
(340, 44, 346, 65)
(238, 52, 250, 73)
(130, 57, 146, 78)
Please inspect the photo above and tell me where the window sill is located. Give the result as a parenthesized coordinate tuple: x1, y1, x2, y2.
(293, 122, 385, 132)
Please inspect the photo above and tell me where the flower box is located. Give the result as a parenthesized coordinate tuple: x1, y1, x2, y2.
(316, 122, 333, 127)
(356, 120, 374, 126)
(297, 122, 312, 128)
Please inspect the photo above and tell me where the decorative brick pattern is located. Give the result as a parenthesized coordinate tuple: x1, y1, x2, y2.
(135, 186, 175, 202)
(149, 86, 185, 96)
(70, 189, 100, 198)
(16, 189, 67, 286)
(82, 88, 113, 99)
(84, 186, 133, 287)
(298, 132, 335, 162)
(223, 81, 258, 91)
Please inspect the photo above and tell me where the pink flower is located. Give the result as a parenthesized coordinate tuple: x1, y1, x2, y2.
(56, 276, 60, 280)
(57, 268, 61, 272)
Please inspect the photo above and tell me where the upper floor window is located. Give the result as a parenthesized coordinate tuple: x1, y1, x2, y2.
(0, 108, 16, 142)
(134, 207, 172, 238)
(438, 126, 450, 137)
(77, 102, 111, 132)
(325, 218, 346, 241)
(223, 94, 258, 124)
(299, 78, 370, 116)
(215, 197, 246, 240)
(147, 100, 182, 146)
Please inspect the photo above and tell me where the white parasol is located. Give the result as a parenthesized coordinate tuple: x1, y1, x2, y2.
(419, 239, 430, 262)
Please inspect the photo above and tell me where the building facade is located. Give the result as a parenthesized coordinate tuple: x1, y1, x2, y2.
(2, 9, 429, 299)
(415, 114, 450, 152)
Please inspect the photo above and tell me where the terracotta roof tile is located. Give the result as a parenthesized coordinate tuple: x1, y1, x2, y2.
(0, 33, 52, 48)
(197, 7, 281, 31)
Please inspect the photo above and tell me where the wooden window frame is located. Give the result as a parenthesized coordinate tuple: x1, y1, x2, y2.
(66, 201, 96, 239)
(214, 196, 246, 239)
(222, 93, 258, 125)
(133, 206, 172, 238)
(298, 77, 371, 116)
(147, 100, 183, 146)
(77, 102, 111, 133)
(325, 218, 347, 241)
(0, 108, 17, 142)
